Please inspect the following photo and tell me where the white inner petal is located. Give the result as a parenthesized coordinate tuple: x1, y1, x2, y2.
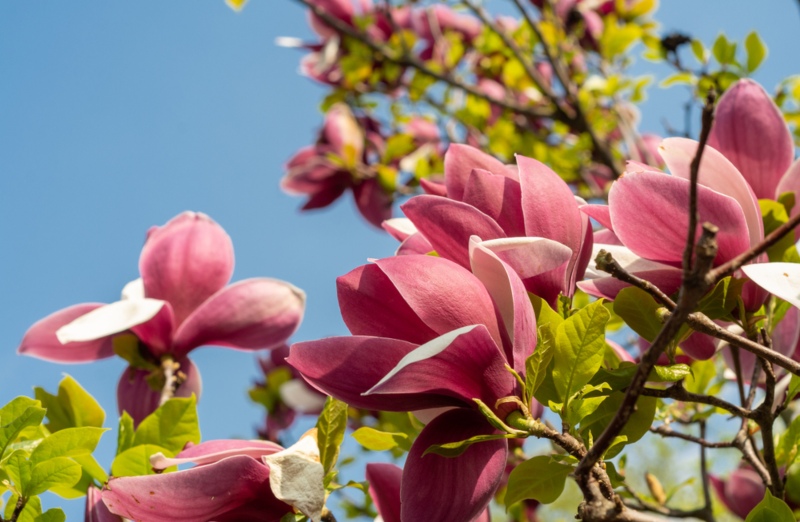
(56, 298, 166, 343)
(280, 379, 328, 413)
(121, 278, 145, 300)
(742, 263, 800, 309)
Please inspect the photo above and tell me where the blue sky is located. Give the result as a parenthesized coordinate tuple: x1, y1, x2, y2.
(1, 0, 798, 518)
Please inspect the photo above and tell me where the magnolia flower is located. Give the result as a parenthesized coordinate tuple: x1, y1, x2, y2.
(102, 433, 325, 522)
(86, 486, 122, 522)
(386, 144, 592, 305)
(710, 467, 765, 519)
(18, 212, 305, 424)
(289, 248, 540, 521)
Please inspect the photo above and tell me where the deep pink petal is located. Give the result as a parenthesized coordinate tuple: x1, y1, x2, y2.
(366, 463, 402, 522)
(353, 178, 393, 228)
(711, 468, 765, 519)
(419, 177, 448, 197)
(18, 304, 115, 363)
(609, 171, 751, 266)
(444, 144, 507, 200)
(140, 212, 234, 325)
(367, 325, 515, 407)
(709, 79, 794, 200)
(401, 195, 506, 268)
(152, 440, 284, 470)
(87, 486, 123, 522)
(680, 332, 716, 360)
(117, 357, 202, 427)
(172, 279, 305, 358)
(374, 256, 504, 347)
(401, 409, 507, 522)
(287, 337, 463, 411)
(102, 455, 290, 522)
(130, 302, 175, 358)
(573, 210, 594, 291)
(308, 0, 357, 38)
(462, 169, 525, 236)
(660, 137, 763, 250)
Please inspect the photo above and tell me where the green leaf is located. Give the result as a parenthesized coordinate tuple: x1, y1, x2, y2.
(776, 414, 800, 466)
(696, 276, 745, 320)
(423, 433, 515, 458)
(34, 375, 105, 432)
(614, 287, 663, 342)
(0, 398, 46, 459)
(760, 199, 796, 262)
(29, 427, 106, 465)
(133, 396, 200, 454)
(529, 294, 564, 329)
(552, 301, 610, 404)
(650, 364, 691, 382)
(745, 490, 795, 521)
(659, 72, 694, 88)
(504, 455, 573, 507)
(4, 495, 41, 522)
(34, 508, 66, 522)
(525, 325, 556, 406)
(26, 457, 81, 496)
(712, 34, 736, 65)
(684, 359, 717, 394)
(316, 396, 348, 478)
(691, 39, 708, 63)
(745, 31, 767, 73)
(579, 393, 656, 455)
(111, 444, 172, 477)
(351, 427, 410, 452)
(116, 412, 135, 455)
(4, 450, 33, 493)
(112, 333, 158, 371)
(47, 454, 108, 498)
(785, 374, 800, 407)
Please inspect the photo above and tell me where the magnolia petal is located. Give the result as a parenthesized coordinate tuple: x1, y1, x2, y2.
(279, 379, 328, 413)
(444, 144, 507, 200)
(140, 212, 235, 325)
(121, 278, 145, 300)
(129, 302, 175, 358)
(477, 236, 572, 279)
(680, 332, 717, 360)
(56, 299, 166, 344)
(573, 210, 594, 290)
(366, 325, 514, 406)
(151, 440, 284, 470)
(710, 468, 765, 520)
(288, 337, 461, 411)
(353, 178, 393, 229)
(18, 304, 115, 363)
(709, 79, 795, 200)
(419, 177, 448, 197)
(117, 357, 202, 426)
(578, 269, 683, 301)
(102, 455, 288, 522)
(401, 195, 506, 268)
(469, 238, 538, 372)
(395, 232, 434, 256)
(263, 430, 325, 522)
(323, 103, 364, 159)
(606, 339, 635, 364)
(775, 159, 800, 239)
(401, 409, 506, 522)
(462, 168, 525, 236)
(609, 170, 751, 266)
(366, 463, 402, 522)
(580, 204, 614, 230)
(660, 137, 763, 250)
(86, 486, 122, 522)
(382, 218, 418, 242)
(172, 278, 305, 357)
(374, 256, 503, 347)
(742, 263, 800, 309)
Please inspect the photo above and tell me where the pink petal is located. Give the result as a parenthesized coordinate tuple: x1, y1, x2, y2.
(18, 304, 115, 363)
(288, 336, 462, 411)
(775, 159, 800, 239)
(374, 256, 504, 347)
(609, 170, 751, 265)
(462, 169, 525, 236)
(322, 103, 364, 158)
(366, 463, 402, 522)
(712, 467, 765, 519)
(573, 209, 594, 290)
(401, 409, 507, 522)
(353, 177, 393, 228)
(87, 486, 123, 522)
(469, 238, 538, 372)
(130, 302, 175, 358)
(680, 332, 716, 360)
(419, 177, 448, 197)
(660, 137, 763, 250)
(581, 204, 614, 230)
(444, 144, 507, 200)
(606, 339, 635, 363)
(102, 455, 290, 522)
(478, 237, 572, 280)
(152, 440, 284, 470)
(594, 228, 623, 246)
(382, 218, 417, 241)
(366, 325, 515, 407)
(709, 79, 795, 200)
(172, 279, 305, 358)
(579, 244, 682, 300)
(140, 212, 234, 325)
(396, 232, 434, 256)
(117, 357, 202, 427)
(401, 195, 506, 268)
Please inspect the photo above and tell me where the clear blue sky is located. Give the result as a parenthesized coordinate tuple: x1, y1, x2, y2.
(1, 1, 797, 518)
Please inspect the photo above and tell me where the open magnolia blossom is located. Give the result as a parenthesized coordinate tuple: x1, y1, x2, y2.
(18, 212, 306, 424)
(102, 432, 325, 521)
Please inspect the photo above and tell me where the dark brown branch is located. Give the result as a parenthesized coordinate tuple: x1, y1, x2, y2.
(650, 424, 735, 449)
(641, 384, 752, 419)
(699, 421, 713, 517)
(594, 250, 677, 308)
(622, 484, 714, 521)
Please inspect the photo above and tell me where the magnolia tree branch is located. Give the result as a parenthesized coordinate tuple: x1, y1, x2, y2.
(640, 383, 752, 418)
(650, 423, 735, 449)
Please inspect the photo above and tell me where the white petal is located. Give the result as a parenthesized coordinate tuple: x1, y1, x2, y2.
(279, 379, 328, 413)
(121, 278, 145, 300)
(382, 217, 418, 241)
(474, 235, 572, 279)
(263, 429, 325, 522)
(742, 263, 800, 309)
(275, 36, 305, 48)
(56, 298, 166, 343)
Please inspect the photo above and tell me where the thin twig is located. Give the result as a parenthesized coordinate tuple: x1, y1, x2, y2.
(650, 424, 735, 449)
(640, 384, 752, 418)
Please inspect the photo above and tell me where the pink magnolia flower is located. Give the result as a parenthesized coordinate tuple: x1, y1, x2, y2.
(18, 212, 306, 424)
(710, 467, 765, 519)
(86, 486, 122, 522)
(289, 248, 539, 521)
(386, 144, 592, 305)
(102, 439, 296, 521)
(282, 103, 393, 228)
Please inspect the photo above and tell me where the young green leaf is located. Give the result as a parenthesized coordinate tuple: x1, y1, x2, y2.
(745, 490, 795, 521)
(26, 457, 82, 496)
(0, 398, 46, 459)
(29, 427, 106, 465)
(613, 287, 663, 342)
(316, 396, 348, 478)
(351, 427, 410, 452)
(34, 508, 66, 522)
(116, 411, 135, 455)
(4, 495, 41, 522)
(34, 375, 105, 432)
(111, 444, 173, 477)
(745, 31, 767, 73)
(132, 396, 201, 454)
(504, 455, 573, 507)
(785, 374, 800, 407)
(525, 325, 556, 406)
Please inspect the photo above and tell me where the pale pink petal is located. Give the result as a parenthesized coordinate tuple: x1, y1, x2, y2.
(86, 486, 123, 522)
(382, 218, 418, 241)
(151, 440, 284, 470)
(287, 337, 462, 411)
(462, 169, 525, 236)
(444, 144, 507, 200)
(660, 137, 763, 250)
(18, 304, 115, 363)
(396, 232, 434, 256)
(322, 103, 364, 158)
(367, 463, 402, 522)
(594, 228, 623, 246)
(581, 204, 613, 230)
(102, 455, 290, 522)
(117, 357, 202, 426)
(401, 409, 506, 522)
(366, 325, 515, 406)
(775, 159, 800, 239)
(401, 195, 506, 268)
(573, 209, 594, 290)
(606, 339, 635, 363)
(140, 212, 235, 325)
(478, 237, 572, 279)
(172, 279, 305, 357)
(579, 244, 682, 300)
(709, 79, 794, 200)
